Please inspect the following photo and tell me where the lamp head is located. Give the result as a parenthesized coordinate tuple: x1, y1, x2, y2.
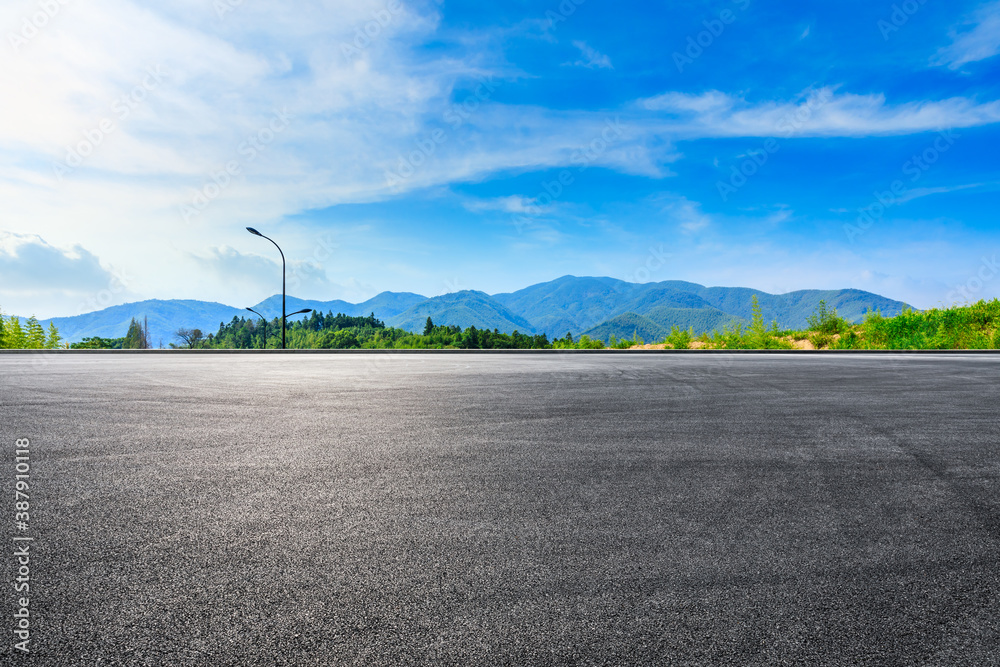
(246, 227, 262, 236)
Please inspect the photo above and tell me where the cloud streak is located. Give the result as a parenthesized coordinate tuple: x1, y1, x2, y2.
(934, 1, 1000, 69)
(569, 41, 612, 69)
(639, 88, 1000, 138)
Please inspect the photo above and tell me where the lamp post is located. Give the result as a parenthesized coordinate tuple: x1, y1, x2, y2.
(245, 307, 267, 350)
(285, 308, 314, 347)
(246, 227, 287, 349)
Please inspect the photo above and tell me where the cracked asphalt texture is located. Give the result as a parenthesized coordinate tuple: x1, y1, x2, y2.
(2, 351, 999, 665)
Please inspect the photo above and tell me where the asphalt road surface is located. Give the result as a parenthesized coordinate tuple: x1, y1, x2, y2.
(1, 352, 999, 665)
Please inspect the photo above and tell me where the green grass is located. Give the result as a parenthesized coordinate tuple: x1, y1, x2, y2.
(831, 299, 1000, 350)
(662, 298, 1000, 351)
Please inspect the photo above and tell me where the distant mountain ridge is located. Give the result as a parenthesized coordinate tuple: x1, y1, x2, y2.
(386, 290, 537, 334)
(21, 276, 913, 344)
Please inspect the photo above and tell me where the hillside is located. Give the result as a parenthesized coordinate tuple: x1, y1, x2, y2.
(250, 291, 427, 320)
(21, 276, 912, 344)
(388, 291, 536, 334)
(689, 287, 910, 329)
(37, 300, 247, 346)
(582, 313, 668, 345)
(495, 276, 910, 338)
(582, 306, 745, 344)
(493, 275, 636, 338)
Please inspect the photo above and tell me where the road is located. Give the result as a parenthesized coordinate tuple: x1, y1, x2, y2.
(1, 352, 999, 665)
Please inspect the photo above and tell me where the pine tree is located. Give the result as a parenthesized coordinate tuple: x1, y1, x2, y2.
(748, 295, 778, 348)
(123, 318, 144, 349)
(26, 316, 46, 349)
(5, 317, 27, 349)
(46, 323, 62, 349)
(423, 317, 434, 336)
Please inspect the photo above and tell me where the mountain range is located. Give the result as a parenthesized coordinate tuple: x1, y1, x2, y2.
(21, 276, 912, 345)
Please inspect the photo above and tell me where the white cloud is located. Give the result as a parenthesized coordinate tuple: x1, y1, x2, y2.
(192, 245, 332, 292)
(658, 197, 712, 234)
(569, 41, 612, 69)
(642, 90, 733, 114)
(0, 231, 130, 317)
(0, 232, 110, 290)
(463, 195, 547, 215)
(637, 88, 1000, 138)
(896, 182, 985, 204)
(934, 1, 1000, 69)
(2, 1, 1000, 315)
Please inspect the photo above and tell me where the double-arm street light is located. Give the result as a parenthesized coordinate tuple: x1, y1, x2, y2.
(246, 306, 313, 350)
(248, 227, 314, 349)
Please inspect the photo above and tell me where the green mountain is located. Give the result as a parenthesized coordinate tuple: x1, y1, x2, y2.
(387, 291, 536, 334)
(22, 276, 912, 345)
(583, 313, 668, 345)
(496, 276, 911, 339)
(250, 291, 427, 320)
(582, 307, 746, 344)
(492, 276, 636, 338)
(35, 300, 247, 347)
(644, 306, 744, 332)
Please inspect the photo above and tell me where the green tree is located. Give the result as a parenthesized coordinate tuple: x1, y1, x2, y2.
(748, 295, 769, 348)
(46, 323, 62, 349)
(665, 326, 693, 350)
(71, 336, 124, 349)
(319, 329, 360, 349)
(423, 316, 434, 336)
(25, 316, 46, 349)
(4, 316, 27, 349)
(807, 300, 850, 334)
(122, 317, 150, 349)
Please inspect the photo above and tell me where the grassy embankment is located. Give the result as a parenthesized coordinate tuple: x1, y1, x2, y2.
(629, 298, 1000, 351)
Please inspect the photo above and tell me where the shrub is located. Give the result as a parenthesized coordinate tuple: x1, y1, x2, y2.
(807, 300, 851, 335)
(809, 332, 833, 349)
(665, 326, 693, 350)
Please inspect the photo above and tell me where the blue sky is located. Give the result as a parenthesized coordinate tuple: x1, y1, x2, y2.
(1, 0, 999, 318)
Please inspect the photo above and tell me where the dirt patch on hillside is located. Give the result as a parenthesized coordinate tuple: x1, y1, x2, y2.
(623, 334, 843, 351)
(783, 337, 816, 350)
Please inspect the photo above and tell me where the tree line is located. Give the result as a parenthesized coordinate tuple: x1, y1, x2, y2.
(0, 307, 62, 349)
(71, 317, 153, 349)
(161, 311, 605, 350)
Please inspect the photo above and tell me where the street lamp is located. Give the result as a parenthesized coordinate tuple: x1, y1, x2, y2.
(246, 227, 288, 349)
(245, 307, 267, 350)
(284, 308, 313, 348)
